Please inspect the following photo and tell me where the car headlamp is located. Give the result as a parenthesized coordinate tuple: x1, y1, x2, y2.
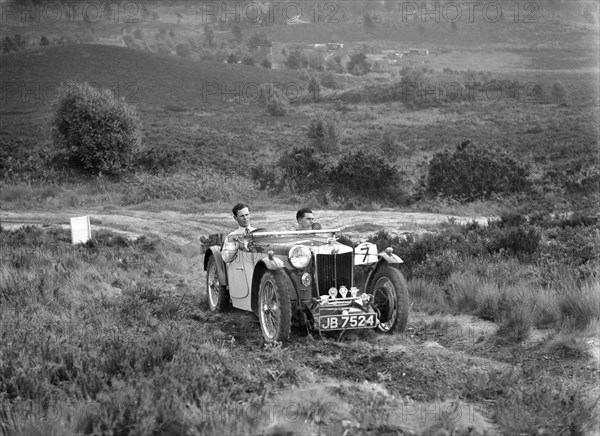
(288, 245, 311, 269)
(361, 293, 370, 303)
(350, 287, 359, 298)
(328, 287, 338, 299)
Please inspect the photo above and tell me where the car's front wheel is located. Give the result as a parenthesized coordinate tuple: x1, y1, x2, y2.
(206, 255, 230, 312)
(370, 266, 409, 333)
(258, 271, 291, 343)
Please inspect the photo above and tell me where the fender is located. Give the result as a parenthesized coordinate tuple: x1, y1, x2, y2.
(378, 251, 404, 265)
(259, 256, 285, 270)
(204, 247, 228, 287)
(364, 255, 404, 293)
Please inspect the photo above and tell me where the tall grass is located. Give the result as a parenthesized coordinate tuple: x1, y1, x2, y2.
(0, 225, 285, 435)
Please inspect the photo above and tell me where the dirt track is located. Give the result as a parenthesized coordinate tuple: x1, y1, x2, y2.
(0, 208, 493, 245)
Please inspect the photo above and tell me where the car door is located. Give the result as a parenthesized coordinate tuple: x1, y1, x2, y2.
(227, 248, 250, 300)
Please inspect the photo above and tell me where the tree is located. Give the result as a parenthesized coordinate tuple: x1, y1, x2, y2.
(363, 13, 375, 31)
(175, 42, 190, 57)
(242, 56, 255, 66)
(260, 59, 272, 68)
(551, 82, 568, 104)
(247, 32, 272, 51)
(232, 25, 243, 42)
(328, 150, 403, 201)
(308, 77, 320, 102)
(204, 25, 215, 48)
(346, 52, 371, 76)
(277, 147, 326, 192)
(40, 36, 50, 46)
(13, 34, 27, 50)
(267, 91, 288, 116)
(285, 50, 304, 70)
(51, 82, 142, 175)
(307, 116, 339, 153)
(2, 36, 15, 53)
(426, 139, 529, 201)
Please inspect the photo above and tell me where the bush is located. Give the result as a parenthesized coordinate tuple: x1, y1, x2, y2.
(320, 71, 337, 89)
(266, 91, 288, 116)
(51, 82, 142, 175)
(426, 139, 529, 201)
(276, 146, 326, 193)
(327, 150, 404, 202)
(346, 53, 371, 76)
(175, 43, 190, 57)
(550, 82, 568, 104)
(306, 116, 339, 153)
(241, 56, 255, 66)
(260, 59, 272, 69)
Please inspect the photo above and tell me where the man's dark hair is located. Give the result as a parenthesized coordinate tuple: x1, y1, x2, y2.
(296, 207, 312, 222)
(232, 203, 249, 217)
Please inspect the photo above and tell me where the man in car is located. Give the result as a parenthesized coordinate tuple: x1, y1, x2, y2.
(222, 203, 255, 263)
(296, 208, 317, 230)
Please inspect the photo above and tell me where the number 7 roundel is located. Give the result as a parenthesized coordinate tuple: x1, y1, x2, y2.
(354, 242, 378, 265)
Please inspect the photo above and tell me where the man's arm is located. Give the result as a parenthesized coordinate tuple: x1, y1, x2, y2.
(221, 233, 241, 263)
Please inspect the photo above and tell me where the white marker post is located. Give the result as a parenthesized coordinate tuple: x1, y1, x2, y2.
(70, 216, 91, 244)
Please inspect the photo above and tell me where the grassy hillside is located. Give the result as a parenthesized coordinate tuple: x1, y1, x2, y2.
(0, 44, 304, 109)
(0, 12, 598, 213)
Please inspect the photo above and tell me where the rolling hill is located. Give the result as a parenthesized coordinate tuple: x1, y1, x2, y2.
(0, 44, 305, 111)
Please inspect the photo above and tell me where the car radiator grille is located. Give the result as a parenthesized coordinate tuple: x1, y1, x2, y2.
(316, 253, 353, 294)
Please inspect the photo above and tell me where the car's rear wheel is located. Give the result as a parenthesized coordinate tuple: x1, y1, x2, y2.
(370, 266, 409, 333)
(206, 255, 230, 312)
(258, 271, 291, 343)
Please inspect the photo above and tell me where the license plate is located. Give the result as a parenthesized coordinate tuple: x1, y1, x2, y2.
(319, 313, 378, 331)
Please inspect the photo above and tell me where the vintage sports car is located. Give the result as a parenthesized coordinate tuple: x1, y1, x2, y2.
(200, 228, 409, 343)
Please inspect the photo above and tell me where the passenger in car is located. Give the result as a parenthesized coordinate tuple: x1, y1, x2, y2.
(222, 203, 256, 263)
(296, 208, 315, 230)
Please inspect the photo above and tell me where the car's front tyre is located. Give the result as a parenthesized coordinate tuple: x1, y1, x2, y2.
(258, 271, 291, 343)
(370, 266, 409, 333)
(206, 255, 230, 312)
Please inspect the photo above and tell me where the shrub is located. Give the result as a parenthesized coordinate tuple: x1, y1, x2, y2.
(276, 146, 326, 193)
(550, 82, 568, 104)
(266, 91, 288, 116)
(327, 150, 404, 202)
(320, 71, 337, 89)
(306, 116, 339, 153)
(379, 129, 406, 161)
(40, 35, 50, 46)
(51, 82, 142, 175)
(260, 59, 272, 69)
(175, 42, 190, 57)
(241, 56, 255, 66)
(426, 139, 529, 201)
(346, 53, 371, 76)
